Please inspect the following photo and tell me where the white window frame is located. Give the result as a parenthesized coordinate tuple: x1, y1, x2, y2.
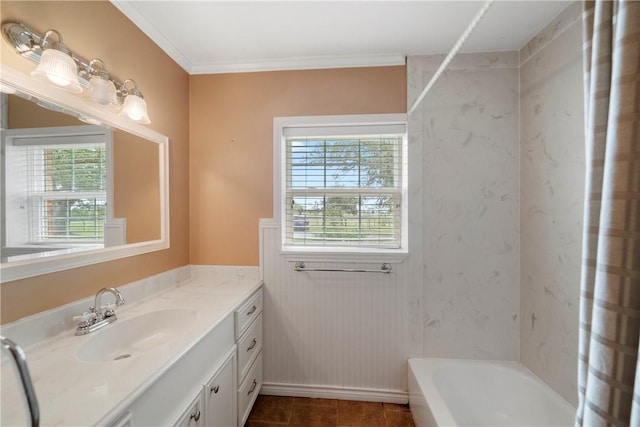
(273, 114, 408, 262)
(2, 125, 113, 248)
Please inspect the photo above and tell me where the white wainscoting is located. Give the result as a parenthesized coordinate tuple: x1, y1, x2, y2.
(259, 220, 423, 402)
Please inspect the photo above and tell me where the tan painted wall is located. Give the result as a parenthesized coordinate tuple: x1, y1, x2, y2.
(112, 131, 161, 243)
(0, 3, 405, 320)
(189, 67, 406, 266)
(0, 1, 190, 323)
(8, 95, 82, 127)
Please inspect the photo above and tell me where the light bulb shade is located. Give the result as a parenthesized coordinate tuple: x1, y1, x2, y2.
(89, 75, 118, 106)
(120, 93, 150, 124)
(31, 48, 82, 93)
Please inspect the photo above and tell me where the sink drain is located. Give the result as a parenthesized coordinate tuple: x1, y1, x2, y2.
(113, 353, 131, 361)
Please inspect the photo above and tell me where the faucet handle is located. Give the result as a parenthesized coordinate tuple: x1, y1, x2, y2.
(73, 311, 96, 326)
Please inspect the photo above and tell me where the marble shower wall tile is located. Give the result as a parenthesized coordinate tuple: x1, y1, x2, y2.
(408, 52, 520, 360)
(519, 3, 584, 406)
(520, 2, 582, 66)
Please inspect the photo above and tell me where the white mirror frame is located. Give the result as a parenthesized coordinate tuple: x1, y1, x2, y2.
(0, 64, 170, 282)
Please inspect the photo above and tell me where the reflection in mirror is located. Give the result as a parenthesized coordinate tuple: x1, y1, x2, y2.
(0, 68, 167, 281)
(1, 93, 160, 263)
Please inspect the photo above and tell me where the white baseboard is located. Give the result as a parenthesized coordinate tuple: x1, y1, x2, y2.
(260, 382, 408, 404)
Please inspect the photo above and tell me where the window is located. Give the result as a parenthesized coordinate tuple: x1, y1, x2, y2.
(3, 125, 112, 246)
(274, 114, 407, 254)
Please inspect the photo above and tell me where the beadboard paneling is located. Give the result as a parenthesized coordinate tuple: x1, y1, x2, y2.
(260, 221, 422, 395)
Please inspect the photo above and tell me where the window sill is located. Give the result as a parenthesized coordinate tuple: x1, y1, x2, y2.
(280, 246, 408, 264)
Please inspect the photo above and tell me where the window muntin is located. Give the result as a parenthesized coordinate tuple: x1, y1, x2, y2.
(27, 145, 107, 242)
(284, 134, 403, 249)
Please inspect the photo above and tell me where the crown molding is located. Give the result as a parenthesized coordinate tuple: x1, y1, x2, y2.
(110, 0, 193, 73)
(190, 53, 406, 74)
(111, 1, 405, 74)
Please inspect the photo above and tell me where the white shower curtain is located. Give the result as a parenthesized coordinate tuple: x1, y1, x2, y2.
(576, 1, 640, 426)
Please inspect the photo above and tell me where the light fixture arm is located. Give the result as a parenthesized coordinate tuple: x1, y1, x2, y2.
(41, 29, 63, 48)
(121, 78, 143, 98)
(88, 58, 105, 75)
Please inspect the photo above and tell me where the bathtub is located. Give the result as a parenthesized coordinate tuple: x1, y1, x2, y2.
(408, 358, 576, 427)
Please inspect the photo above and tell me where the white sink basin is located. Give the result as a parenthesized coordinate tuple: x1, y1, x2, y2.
(76, 308, 197, 363)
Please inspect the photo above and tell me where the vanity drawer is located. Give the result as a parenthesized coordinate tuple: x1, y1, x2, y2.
(237, 314, 262, 382)
(237, 352, 262, 427)
(234, 288, 262, 339)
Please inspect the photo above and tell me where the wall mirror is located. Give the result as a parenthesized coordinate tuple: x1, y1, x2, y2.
(0, 65, 169, 282)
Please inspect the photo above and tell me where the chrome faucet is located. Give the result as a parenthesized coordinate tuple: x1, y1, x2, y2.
(74, 287, 125, 336)
(93, 287, 126, 321)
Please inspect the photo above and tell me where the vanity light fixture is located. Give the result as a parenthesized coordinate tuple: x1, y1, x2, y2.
(1, 21, 151, 124)
(119, 79, 150, 124)
(87, 59, 118, 107)
(30, 30, 82, 93)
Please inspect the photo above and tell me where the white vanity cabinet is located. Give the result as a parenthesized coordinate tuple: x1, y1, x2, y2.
(235, 288, 263, 337)
(174, 393, 204, 427)
(113, 314, 234, 427)
(103, 284, 264, 427)
(1, 265, 264, 427)
(204, 349, 237, 427)
(235, 288, 263, 426)
(172, 348, 236, 427)
(237, 354, 262, 426)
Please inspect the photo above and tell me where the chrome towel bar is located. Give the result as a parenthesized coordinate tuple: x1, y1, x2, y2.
(1, 336, 39, 427)
(294, 261, 392, 274)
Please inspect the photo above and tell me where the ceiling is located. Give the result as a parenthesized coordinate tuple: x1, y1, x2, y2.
(111, 1, 571, 74)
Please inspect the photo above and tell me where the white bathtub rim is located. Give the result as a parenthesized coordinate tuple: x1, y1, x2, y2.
(409, 358, 458, 426)
(408, 357, 576, 427)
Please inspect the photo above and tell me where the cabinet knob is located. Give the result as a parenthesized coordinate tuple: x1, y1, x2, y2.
(210, 385, 220, 394)
(247, 338, 257, 352)
(190, 410, 201, 422)
(247, 305, 257, 316)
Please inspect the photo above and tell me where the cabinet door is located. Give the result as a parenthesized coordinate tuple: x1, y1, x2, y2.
(205, 350, 237, 427)
(174, 394, 203, 427)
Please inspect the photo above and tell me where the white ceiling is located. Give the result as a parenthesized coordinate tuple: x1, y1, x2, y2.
(111, 0, 571, 74)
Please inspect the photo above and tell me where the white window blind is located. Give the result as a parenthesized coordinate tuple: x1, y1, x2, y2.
(6, 134, 107, 244)
(284, 130, 404, 249)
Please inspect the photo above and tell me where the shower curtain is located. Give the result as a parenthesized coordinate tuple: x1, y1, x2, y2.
(576, 1, 640, 426)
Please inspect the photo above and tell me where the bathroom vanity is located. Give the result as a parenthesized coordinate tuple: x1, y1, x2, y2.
(0, 266, 263, 427)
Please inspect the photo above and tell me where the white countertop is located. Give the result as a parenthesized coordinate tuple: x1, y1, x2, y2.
(1, 268, 262, 426)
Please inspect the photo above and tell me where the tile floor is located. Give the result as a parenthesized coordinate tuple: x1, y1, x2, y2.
(246, 395, 416, 427)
